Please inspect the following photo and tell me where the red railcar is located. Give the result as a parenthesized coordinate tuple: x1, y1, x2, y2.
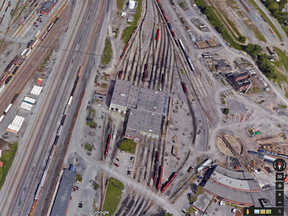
(156, 29, 160, 41)
(118, 70, 123, 79)
(0, 74, 8, 83)
(18, 18, 25, 25)
(161, 172, 178, 192)
(156, 166, 163, 191)
(171, 30, 175, 37)
(104, 134, 112, 157)
(164, 15, 169, 23)
(181, 82, 188, 94)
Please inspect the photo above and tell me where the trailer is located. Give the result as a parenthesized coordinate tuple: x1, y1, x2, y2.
(31, 39, 39, 49)
(269, 29, 275, 36)
(18, 58, 25, 65)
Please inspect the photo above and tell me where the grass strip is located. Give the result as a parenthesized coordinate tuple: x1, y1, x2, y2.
(101, 38, 112, 65)
(103, 177, 124, 215)
(121, 0, 142, 44)
(247, 0, 282, 41)
(0, 143, 18, 190)
(117, 0, 126, 10)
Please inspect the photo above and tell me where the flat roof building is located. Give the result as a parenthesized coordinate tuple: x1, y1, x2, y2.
(125, 109, 163, 139)
(41, 1, 55, 15)
(50, 168, 76, 216)
(109, 80, 167, 116)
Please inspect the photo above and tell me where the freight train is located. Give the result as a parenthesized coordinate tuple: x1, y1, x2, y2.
(120, 26, 138, 59)
(104, 134, 112, 157)
(161, 172, 177, 192)
(34, 66, 82, 202)
(142, 63, 148, 82)
(156, 166, 163, 191)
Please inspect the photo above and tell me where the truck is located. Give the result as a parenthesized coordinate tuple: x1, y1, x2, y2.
(172, 145, 177, 156)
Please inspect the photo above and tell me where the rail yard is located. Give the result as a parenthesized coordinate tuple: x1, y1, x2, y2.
(0, 0, 287, 216)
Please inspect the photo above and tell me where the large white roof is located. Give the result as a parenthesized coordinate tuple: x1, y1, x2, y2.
(129, 1, 135, 9)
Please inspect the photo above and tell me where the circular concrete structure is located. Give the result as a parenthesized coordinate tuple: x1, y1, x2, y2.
(216, 135, 242, 157)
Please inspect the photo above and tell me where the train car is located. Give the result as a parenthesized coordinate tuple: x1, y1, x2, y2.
(18, 18, 25, 25)
(171, 30, 175, 37)
(118, 70, 123, 79)
(161, 73, 165, 85)
(31, 39, 39, 49)
(56, 125, 63, 136)
(5, 76, 12, 84)
(167, 22, 172, 29)
(47, 23, 54, 31)
(41, 32, 48, 41)
(25, 49, 32, 57)
(54, 17, 59, 24)
(178, 39, 185, 51)
(34, 30, 40, 38)
(181, 82, 188, 94)
(164, 16, 169, 23)
(161, 172, 178, 192)
(18, 58, 25, 65)
(142, 63, 148, 82)
(21, 48, 28, 56)
(104, 134, 112, 157)
(0, 74, 8, 83)
(187, 58, 195, 71)
(156, 29, 160, 41)
(12, 66, 19, 75)
(175, 39, 179, 47)
(156, 166, 163, 191)
(8, 65, 15, 73)
(14, 56, 22, 65)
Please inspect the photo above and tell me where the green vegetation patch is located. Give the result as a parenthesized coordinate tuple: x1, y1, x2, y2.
(278, 104, 287, 109)
(119, 139, 137, 154)
(114, 28, 119, 38)
(195, 185, 205, 195)
(86, 109, 97, 127)
(189, 194, 197, 203)
(101, 38, 112, 66)
(195, 0, 242, 50)
(76, 173, 82, 182)
(117, 0, 126, 10)
(41, 48, 53, 69)
(187, 207, 197, 214)
(0, 143, 18, 190)
(273, 47, 288, 72)
(121, 0, 142, 44)
(103, 177, 124, 215)
(84, 143, 93, 151)
(225, 0, 239, 9)
(100, 83, 108, 88)
(248, 0, 282, 41)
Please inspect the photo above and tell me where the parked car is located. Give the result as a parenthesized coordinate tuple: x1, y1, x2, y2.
(114, 163, 119, 167)
(115, 158, 119, 161)
(78, 202, 83, 208)
(127, 171, 131, 175)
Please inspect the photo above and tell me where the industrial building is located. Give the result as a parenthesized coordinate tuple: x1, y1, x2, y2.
(41, 1, 55, 15)
(203, 166, 275, 207)
(226, 72, 250, 92)
(125, 109, 163, 139)
(109, 80, 168, 116)
(109, 80, 168, 139)
(215, 59, 230, 71)
(50, 166, 76, 216)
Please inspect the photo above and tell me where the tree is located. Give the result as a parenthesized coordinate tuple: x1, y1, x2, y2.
(195, 185, 205, 195)
(189, 195, 198, 203)
(238, 36, 247, 43)
(119, 139, 137, 154)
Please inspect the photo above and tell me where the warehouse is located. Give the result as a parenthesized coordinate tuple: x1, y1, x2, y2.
(125, 109, 163, 139)
(40, 1, 55, 15)
(109, 80, 168, 116)
(50, 166, 76, 216)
